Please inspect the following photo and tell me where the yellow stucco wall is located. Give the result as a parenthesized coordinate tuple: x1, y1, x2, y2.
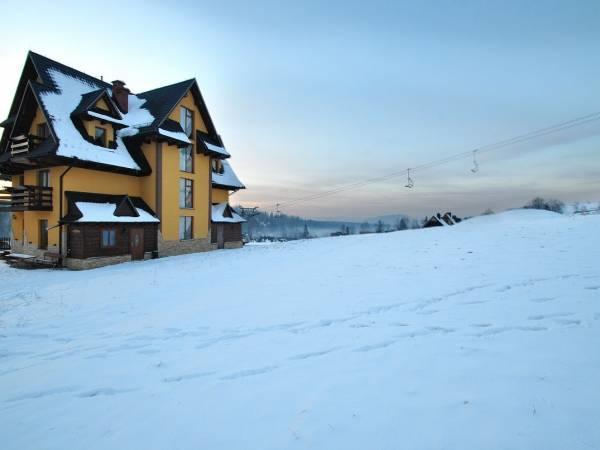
(28, 107, 46, 135)
(82, 119, 115, 146)
(160, 142, 211, 240)
(95, 98, 110, 111)
(12, 166, 144, 249)
(168, 91, 208, 133)
(212, 188, 229, 204)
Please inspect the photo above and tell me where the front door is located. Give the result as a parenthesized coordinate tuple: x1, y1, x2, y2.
(130, 228, 144, 260)
(217, 224, 225, 249)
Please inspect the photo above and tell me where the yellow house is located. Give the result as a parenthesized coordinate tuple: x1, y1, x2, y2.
(0, 52, 245, 269)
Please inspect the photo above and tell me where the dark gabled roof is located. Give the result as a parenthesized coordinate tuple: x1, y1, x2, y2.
(137, 79, 219, 139)
(0, 116, 15, 128)
(28, 51, 110, 92)
(137, 79, 195, 129)
(61, 191, 158, 223)
(71, 88, 122, 121)
(12, 81, 58, 142)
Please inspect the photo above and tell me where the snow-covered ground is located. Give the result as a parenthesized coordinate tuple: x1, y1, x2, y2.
(1, 210, 599, 450)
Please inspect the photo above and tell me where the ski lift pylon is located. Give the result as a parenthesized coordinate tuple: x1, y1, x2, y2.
(405, 168, 414, 188)
(471, 150, 479, 173)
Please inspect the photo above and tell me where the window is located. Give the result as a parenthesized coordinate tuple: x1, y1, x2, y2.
(179, 178, 193, 208)
(180, 107, 194, 138)
(211, 159, 224, 174)
(37, 170, 50, 187)
(179, 216, 193, 240)
(39, 219, 48, 250)
(101, 229, 116, 248)
(94, 127, 106, 147)
(179, 145, 193, 172)
(37, 123, 49, 138)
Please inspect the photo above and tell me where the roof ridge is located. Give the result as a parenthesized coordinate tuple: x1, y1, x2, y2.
(137, 78, 195, 96)
(28, 51, 111, 88)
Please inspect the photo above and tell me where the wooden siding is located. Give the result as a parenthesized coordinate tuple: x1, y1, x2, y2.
(67, 223, 158, 259)
(211, 223, 242, 243)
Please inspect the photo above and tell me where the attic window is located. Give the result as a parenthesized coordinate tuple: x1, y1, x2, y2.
(37, 123, 49, 139)
(94, 127, 106, 147)
(211, 159, 224, 174)
(180, 107, 193, 138)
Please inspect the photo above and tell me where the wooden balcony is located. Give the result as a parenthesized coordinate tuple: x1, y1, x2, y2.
(0, 185, 53, 211)
(10, 134, 46, 156)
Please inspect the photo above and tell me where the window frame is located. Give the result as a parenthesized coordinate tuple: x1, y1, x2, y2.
(179, 178, 194, 209)
(37, 169, 50, 187)
(211, 159, 224, 174)
(94, 126, 107, 147)
(37, 123, 49, 139)
(179, 216, 193, 240)
(179, 145, 194, 173)
(100, 229, 116, 248)
(180, 106, 194, 138)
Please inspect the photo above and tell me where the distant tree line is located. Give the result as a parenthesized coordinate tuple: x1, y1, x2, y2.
(523, 197, 564, 213)
(239, 209, 420, 242)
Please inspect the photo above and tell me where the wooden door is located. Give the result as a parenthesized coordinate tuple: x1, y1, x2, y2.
(130, 228, 144, 260)
(217, 224, 225, 249)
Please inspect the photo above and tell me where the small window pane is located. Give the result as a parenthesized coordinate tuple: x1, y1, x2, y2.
(37, 123, 49, 138)
(180, 107, 193, 137)
(179, 217, 193, 240)
(94, 127, 106, 147)
(37, 170, 50, 187)
(179, 178, 193, 208)
(179, 146, 193, 172)
(101, 229, 116, 248)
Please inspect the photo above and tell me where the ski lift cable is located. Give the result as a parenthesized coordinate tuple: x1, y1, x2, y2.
(268, 111, 600, 211)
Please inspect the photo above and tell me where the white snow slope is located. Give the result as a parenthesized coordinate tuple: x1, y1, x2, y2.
(1, 209, 599, 450)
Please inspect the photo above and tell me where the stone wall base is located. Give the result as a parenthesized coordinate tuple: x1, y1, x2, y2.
(223, 241, 243, 250)
(157, 232, 216, 257)
(64, 255, 132, 270)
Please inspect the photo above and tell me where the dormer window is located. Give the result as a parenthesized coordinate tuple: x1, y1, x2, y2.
(211, 159, 224, 174)
(94, 127, 106, 147)
(37, 123, 49, 139)
(180, 107, 193, 138)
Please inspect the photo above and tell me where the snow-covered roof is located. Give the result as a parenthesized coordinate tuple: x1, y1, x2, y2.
(204, 141, 230, 157)
(74, 202, 160, 223)
(212, 160, 245, 190)
(157, 128, 191, 144)
(39, 69, 155, 170)
(211, 203, 246, 223)
(86, 110, 126, 125)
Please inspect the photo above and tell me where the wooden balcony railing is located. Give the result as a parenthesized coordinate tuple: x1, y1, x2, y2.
(0, 185, 53, 211)
(10, 134, 46, 156)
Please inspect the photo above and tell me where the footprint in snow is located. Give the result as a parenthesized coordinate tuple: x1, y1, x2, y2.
(77, 387, 138, 398)
(353, 340, 396, 352)
(7, 386, 80, 402)
(528, 312, 572, 320)
(585, 286, 600, 290)
(289, 348, 339, 360)
(530, 297, 556, 303)
(163, 371, 215, 383)
(220, 366, 278, 380)
(470, 323, 492, 328)
(554, 319, 581, 326)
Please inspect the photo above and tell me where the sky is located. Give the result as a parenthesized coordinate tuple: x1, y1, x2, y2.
(0, 0, 599, 220)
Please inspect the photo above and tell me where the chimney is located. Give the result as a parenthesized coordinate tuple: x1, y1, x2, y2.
(111, 80, 130, 113)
